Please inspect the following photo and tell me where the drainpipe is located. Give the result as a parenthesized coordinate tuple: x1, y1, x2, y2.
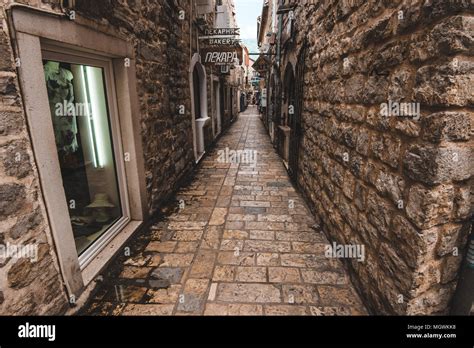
(451, 227, 474, 315)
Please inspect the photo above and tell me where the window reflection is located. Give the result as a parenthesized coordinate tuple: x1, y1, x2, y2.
(43, 60, 122, 255)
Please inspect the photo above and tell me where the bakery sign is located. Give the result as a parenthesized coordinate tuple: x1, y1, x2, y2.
(199, 27, 243, 66)
(199, 27, 241, 47)
(201, 46, 243, 66)
(202, 37, 241, 46)
(253, 55, 270, 74)
(204, 28, 240, 36)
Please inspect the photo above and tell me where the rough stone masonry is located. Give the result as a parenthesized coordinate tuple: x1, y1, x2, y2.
(0, 0, 472, 316)
(294, 0, 473, 314)
(0, 0, 203, 314)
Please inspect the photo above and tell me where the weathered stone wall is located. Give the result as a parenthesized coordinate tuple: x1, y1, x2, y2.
(0, 0, 209, 314)
(295, 0, 473, 314)
(72, 0, 201, 214)
(0, 1, 69, 315)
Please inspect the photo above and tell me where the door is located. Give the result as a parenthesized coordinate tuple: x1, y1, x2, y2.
(269, 71, 281, 144)
(280, 64, 295, 167)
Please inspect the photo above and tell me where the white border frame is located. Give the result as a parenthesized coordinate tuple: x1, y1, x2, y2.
(11, 7, 148, 297)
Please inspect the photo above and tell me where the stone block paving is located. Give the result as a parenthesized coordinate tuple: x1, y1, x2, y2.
(81, 107, 368, 316)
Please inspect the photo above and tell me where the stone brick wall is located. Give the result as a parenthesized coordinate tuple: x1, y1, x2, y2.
(0, 1, 69, 314)
(0, 0, 211, 314)
(72, 0, 200, 214)
(295, 0, 473, 314)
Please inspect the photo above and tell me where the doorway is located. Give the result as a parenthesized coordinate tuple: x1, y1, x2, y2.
(288, 45, 308, 183)
(190, 55, 210, 162)
(279, 63, 296, 168)
(214, 81, 222, 137)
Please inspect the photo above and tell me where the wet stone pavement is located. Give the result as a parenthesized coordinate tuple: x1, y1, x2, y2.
(81, 107, 367, 316)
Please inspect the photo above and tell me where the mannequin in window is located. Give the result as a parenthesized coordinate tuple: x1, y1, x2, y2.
(44, 61, 79, 156)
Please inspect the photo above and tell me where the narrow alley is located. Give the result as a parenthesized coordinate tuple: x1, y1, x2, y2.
(82, 107, 367, 316)
(1, 0, 472, 326)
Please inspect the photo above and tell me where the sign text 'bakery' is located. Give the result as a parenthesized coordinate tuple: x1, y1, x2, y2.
(199, 27, 243, 66)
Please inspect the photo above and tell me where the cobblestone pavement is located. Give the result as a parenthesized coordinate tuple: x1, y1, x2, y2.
(82, 106, 368, 316)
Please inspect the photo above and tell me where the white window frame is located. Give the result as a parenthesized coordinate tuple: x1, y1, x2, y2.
(41, 46, 132, 269)
(11, 7, 148, 298)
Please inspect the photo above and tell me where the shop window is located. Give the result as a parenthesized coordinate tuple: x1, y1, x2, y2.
(12, 6, 147, 294)
(43, 59, 124, 255)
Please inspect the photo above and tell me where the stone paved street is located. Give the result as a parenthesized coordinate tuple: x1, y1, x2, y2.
(82, 107, 367, 316)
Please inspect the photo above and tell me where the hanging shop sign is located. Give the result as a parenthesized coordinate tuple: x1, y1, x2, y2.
(199, 28, 241, 47)
(253, 55, 270, 74)
(201, 46, 243, 66)
(201, 37, 241, 46)
(220, 65, 231, 75)
(204, 28, 240, 36)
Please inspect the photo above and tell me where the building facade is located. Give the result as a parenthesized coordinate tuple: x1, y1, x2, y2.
(0, 0, 247, 315)
(257, 0, 473, 315)
(257, 0, 279, 143)
(213, 0, 242, 132)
